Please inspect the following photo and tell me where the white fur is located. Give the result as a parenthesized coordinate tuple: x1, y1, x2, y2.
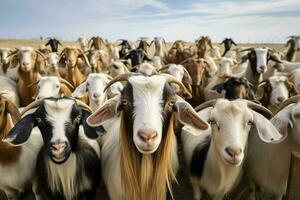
(0, 75, 20, 107)
(36, 76, 61, 99)
(268, 76, 289, 111)
(0, 127, 43, 198)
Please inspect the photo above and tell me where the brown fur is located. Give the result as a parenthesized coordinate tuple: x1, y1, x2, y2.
(285, 39, 296, 62)
(0, 96, 22, 166)
(120, 112, 177, 200)
(196, 36, 213, 58)
(89, 36, 106, 50)
(167, 40, 192, 64)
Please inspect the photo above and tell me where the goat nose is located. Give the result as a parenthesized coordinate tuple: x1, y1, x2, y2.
(93, 92, 100, 98)
(225, 147, 242, 158)
(51, 142, 67, 151)
(22, 62, 29, 66)
(277, 97, 285, 103)
(259, 65, 265, 70)
(138, 129, 157, 142)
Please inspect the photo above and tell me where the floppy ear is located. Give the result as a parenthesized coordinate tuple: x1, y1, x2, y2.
(182, 69, 193, 85)
(3, 114, 36, 146)
(269, 54, 282, 63)
(240, 53, 249, 63)
(72, 82, 87, 98)
(256, 85, 266, 100)
(87, 96, 121, 127)
(252, 111, 284, 143)
(175, 100, 209, 131)
(4, 98, 21, 124)
(81, 109, 105, 139)
(271, 106, 293, 140)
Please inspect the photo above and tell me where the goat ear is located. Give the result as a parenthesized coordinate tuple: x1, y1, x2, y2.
(182, 70, 193, 85)
(5, 98, 21, 124)
(269, 54, 282, 63)
(175, 101, 209, 131)
(271, 106, 293, 140)
(81, 109, 105, 139)
(108, 82, 123, 97)
(72, 82, 87, 98)
(256, 85, 265, 100)
(240, 53, 249, 63)
(3, 114, 35, 146)
(87, 96, 121, 127)
(252, 111, 284, 143)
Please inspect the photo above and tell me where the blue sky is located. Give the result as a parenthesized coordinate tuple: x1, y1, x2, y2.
(0, 0, 299, 42)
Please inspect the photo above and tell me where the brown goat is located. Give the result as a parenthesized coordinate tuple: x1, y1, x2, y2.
(166, 40, 192, 64)
(88, 36, 106, 50)
(59, 47, 91, 87)
(0, 48, 14, 74)
(8, 47, 46, 106)
(85, 50, 108, 73)
(181, 57, 211, 106)
(196, 36, 213, 58)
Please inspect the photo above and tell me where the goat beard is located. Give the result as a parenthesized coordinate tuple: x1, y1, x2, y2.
(120, 112, 177, 200)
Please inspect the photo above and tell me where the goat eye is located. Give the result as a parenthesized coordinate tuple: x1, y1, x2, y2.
(247, 121, 253, 126)
(121, 99, 128, 105)
(55, 84, 59, 89)
(168, 100, 175, 107)
(74, 115, 81, 123)
(294, 112, 300, 118)
(36, 117, 42, 123)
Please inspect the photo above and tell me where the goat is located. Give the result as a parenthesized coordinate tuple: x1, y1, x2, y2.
(288, 68, 300, 93)
(45, 38, 62, 52)
(256, 75, 297, 113)
(220, 38, 237, 56)
(59, 47, 91, 87)
(236, 48, 282, 87)
(85, 50, 109, 73)
(0, 48, 13, 75)
(181, 57, 216, 106)
(137, 38, 151, 54)
(77, 36, 88, 51)
(282, 35, 300, 62)
(195, 36, 213, 58)
(0, 75, 20, 107)
(181, 99, 282, 200)
(118, 39, 132, 58)
(0, 94, 43, 199)
(4, 98, 102, 200)
(72, 73, 123, 112)
(204, 57, 237, 100)
(122, 49, 151, 67)
(106, 42, 120, 62)
(86, 73, 209, 200)
(212, 77, 256, 100)
(166, 40, 192, 64)
(88, 36, 106, 50)
(29, 76, 74, 100)
(208, 46, 221, 59)
(243, 95, 300, 200)
(151, 37, 168, 59)
(8, 47, 47, 106)
(159, 64, 192, 95)
(108, 61, 130, 78)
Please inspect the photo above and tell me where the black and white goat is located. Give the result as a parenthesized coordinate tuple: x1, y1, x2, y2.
(86, 73, 209, 200)
(4, 98, 102, 200)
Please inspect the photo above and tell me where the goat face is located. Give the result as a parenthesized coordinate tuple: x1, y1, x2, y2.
(87, 75, 209, 154)
(47, 53, 59, 69)
(0, 48, 11, 64)
(218, 58, 235, 78)
(269, 76, 289, 106)
(36, 77, 61, 99)
(18, 48, 37, 71)
(4, 98, 98, 164)
(64, 48, 79, 67)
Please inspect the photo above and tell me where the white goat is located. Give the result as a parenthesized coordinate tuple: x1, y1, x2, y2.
(181, 99, 282, 200)
(72, 73, 123, 112)
(245, 95, 300, 200)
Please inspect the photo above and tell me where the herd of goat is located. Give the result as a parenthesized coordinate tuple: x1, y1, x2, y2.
(0, 35, 300, 200)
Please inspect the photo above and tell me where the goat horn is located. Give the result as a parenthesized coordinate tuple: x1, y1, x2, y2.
(7, 50, 18, 58)
(158, 66, 170, 72)
(20, 99, 44, 116)
(77, 48, 92, 69)
(0, 92, 9, 96)
(246, 100, 273, 119)
(103, 73, 141, 92)
(161, 73, 192, 98)
(59, 78, 74, 90)
(34, 50, 46, 59)
(275, 95, 300, 114)
(195, 99, 217, 112)
(257, 81, 268, 89)
(74, 98, 92, 113)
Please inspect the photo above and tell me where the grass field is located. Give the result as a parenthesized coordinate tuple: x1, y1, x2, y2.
(0, 39, 299, 200)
